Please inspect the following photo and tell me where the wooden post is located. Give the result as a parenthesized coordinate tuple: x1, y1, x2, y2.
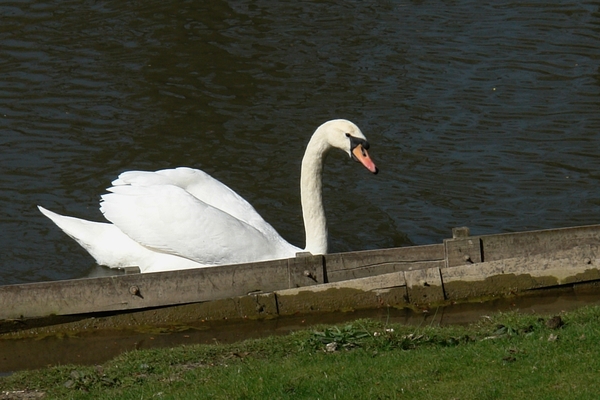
(444, 226, 482, 268)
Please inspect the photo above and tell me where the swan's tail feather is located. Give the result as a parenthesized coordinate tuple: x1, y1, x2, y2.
(37, 206, 136, 269)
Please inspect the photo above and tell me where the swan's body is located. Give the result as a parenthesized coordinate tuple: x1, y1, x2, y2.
(39, 119, 378, 273)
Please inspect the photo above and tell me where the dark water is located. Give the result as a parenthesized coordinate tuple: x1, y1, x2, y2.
(1, 1, 599, 285)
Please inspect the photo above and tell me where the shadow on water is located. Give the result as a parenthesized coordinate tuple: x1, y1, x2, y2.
(2, 283, 600, 374)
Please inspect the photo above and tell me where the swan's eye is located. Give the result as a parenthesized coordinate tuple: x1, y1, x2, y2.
(345, 133, 351, 137)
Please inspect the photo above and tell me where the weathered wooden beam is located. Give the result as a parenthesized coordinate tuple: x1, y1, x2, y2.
(445, 236, 482, 268)
(443, 225, 600, 268)
(325, 244, 445, 282)
(480, 224, 600, 262)
(0, 257, 324, 320)
(405, 267, 445, 304)
(275, 271, 408, 315)
(441, 245, 600, 300)
(4, 223, 600, 323)
(289, 253, 324, 287)
(0, 244, 447, 320)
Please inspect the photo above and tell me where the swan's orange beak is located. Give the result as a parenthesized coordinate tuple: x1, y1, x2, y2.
(352, 144, 379, 174)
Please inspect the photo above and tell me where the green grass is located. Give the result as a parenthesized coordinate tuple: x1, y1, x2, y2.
(3, 305, 600, 399)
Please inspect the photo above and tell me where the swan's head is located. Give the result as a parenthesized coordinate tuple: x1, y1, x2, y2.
(318, 119, 379, 174)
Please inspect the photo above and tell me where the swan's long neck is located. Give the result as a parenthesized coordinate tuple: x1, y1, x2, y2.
(300, 130, 330, 255)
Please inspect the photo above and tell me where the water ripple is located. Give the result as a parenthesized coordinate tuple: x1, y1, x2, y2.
(1, 0, 599, 283)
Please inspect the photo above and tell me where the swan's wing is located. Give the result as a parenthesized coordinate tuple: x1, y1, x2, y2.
(100, 184, 295, 266)
(114, 167, 283, 241)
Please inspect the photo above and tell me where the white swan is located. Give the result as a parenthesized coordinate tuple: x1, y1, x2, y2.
(38, 119, 378, 273)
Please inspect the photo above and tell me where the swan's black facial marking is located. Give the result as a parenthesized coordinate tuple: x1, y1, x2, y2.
(346, 133, 370, 150)
(346, 133, 370, 156)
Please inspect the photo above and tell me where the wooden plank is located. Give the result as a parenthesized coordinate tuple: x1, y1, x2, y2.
(280, 271, 406, 293)
(441, 244, 600, 300)
(288, 254, 325, 287)
(5, 223, 600, 322)
(445, 237, 482, 267)
(325, 244, 445, 282)
(480, 224, 600, 262)
(405, 267, 445, 304)
(275, 272, 408, 315)
(326, 260, 446, 283)
(443, 224, 600, 267)
(0, 257, 323, 320)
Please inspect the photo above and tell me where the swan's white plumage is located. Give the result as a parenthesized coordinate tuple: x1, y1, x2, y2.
(100, 175, 298, 265)
(38, 119, 377, 273)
